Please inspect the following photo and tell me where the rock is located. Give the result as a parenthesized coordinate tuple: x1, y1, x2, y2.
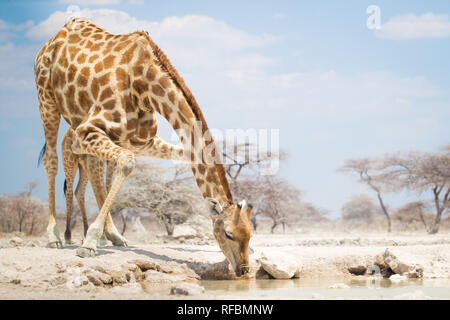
(110, 270, 128, 285)
(84, 269, 113, 286)
(190, 260, 234, 280)
(407, 265, 424, 279)
(130, 258, 199, 281)
(123, 263, 144, 281)
(9, 237, 24, 246)
(130, 259, 159, 272)
(348, 265, 367, 275)
(389, 274, 407, 282)
(328, 283, 350, 289)
(172, 224, 197, 239)
(10, 279, 21, 285)
(170, 282, 205, 296)
(255, 266, 272, 279)
(383, 249, 424, 278)
(383, 249, 410, 275)
(257, 252, 300, 279)
(48, 275, 67, 287)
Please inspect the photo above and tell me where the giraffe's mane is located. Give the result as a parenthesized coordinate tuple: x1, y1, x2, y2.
(143, 33, 233, 204)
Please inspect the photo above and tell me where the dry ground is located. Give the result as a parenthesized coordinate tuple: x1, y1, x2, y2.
(0, 231, 449, 299)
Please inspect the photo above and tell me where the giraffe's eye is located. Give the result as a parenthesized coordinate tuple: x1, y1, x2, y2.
(225, 231, 234, 241)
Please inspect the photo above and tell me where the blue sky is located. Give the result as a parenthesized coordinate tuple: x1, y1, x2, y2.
(0, 0, 449, 219)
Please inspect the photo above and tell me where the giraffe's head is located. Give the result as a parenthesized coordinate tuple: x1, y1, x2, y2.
(209, 199, 253, 277)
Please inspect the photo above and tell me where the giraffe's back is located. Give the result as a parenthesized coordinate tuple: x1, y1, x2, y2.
(35, 18, 156, 138)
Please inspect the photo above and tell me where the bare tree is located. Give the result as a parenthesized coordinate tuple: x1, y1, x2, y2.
(382, 150, 450, 234)
(393, 201, 430, 231)
(0, 181, 47, 235)
(220, 142, 289, 231)
(339, 158, 392, 232)
(114, 161, 204, 236)
(220, 142, 288, 181)
(255, 175, 304, 233)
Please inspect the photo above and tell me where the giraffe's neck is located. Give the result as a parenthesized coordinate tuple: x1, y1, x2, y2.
(142, 35, 233, 206)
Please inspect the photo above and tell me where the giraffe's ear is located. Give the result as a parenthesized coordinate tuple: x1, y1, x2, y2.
(237, 199, 247, 210)
(207, 198, 223, 215)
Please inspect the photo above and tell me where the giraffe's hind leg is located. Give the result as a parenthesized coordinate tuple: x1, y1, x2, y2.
(84, 155, 127, 247)
(75, 161, 89, 238)
(75, 116, 134, 258)
(62, 130, 79, 245)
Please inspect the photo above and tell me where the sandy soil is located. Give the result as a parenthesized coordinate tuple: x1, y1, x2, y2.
(0, 232, 449, 299)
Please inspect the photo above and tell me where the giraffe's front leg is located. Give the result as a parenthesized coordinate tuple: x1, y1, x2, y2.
(104, 214, 128, 247)
(136, 136, 185, 160)
(74, 118, 135, 258)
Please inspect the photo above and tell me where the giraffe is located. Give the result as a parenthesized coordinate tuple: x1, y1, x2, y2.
(34, 17, 253, 276)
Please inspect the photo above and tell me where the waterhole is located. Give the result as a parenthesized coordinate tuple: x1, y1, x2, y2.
(198, 277, 450, 299)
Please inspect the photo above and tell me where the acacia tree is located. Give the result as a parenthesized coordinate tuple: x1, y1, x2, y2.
(339, 158, 392, 232)
(382, 149, 450, 234)
(341, 194, 381, 226)
(393, 201, 429, 231)
(255, 175, 304, 233)
(0, 181, 47, 235)
(114, 162, 203, 236)
(220, 141, 289, 232)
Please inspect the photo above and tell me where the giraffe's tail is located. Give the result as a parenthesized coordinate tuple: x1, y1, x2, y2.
(63, 179, 67, 196)
(37, 142, 46, 168)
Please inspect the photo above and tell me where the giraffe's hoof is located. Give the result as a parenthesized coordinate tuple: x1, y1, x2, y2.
(107, 233, 128, 247)
(113, 238, 128, 247)
(47, 241, 63, 249)
(76, 247, 96, 258)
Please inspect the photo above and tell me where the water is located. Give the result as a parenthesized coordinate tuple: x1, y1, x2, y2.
(199, 277, 450, 299)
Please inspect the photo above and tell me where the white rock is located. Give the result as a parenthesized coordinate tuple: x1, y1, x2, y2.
(328, 283, 350, 289)
(172, 224, 198, 239)
(257, 252, 300, 279)
(389, 274, 407, 282)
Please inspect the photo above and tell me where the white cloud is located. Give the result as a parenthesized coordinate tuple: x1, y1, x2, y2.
(0, 19, 34, 42)
(375, 13, 450, 39)
(26, 9, 276, 48)
(25, 9, 279, 74)
(0, 42, 37, 89)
